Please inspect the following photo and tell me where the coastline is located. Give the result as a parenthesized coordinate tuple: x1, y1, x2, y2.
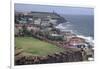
(14, 11, 94, 65)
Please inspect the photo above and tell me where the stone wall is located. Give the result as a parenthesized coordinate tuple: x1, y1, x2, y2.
(15, 51, 83, 65)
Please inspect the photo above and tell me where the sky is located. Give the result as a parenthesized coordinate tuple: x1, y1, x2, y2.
(15, 3, 94, 15)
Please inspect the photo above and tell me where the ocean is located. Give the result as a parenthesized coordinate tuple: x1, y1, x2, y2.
(56, 15, 94, 40)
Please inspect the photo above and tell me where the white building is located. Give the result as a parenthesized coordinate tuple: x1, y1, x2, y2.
(34, 18, 41, 25)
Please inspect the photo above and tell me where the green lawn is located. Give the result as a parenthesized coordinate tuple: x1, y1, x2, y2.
(15, 37, 65, 56)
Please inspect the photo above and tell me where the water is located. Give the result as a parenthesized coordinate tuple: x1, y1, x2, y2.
(56, 15, 94, 40)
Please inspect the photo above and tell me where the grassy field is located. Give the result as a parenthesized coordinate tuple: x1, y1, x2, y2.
(15, 37, 65, 56)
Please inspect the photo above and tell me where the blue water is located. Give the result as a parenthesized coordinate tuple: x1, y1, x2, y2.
(57, 15, 94, 39)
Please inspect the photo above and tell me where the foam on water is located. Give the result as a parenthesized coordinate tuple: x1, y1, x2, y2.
(77, 35, 94, 45)
(56, 22, 73, 30)
(56, 21, 94, 44)
(55, 23, 66, 30)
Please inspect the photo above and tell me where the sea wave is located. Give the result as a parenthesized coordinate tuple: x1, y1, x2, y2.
(56, 22, 73, 30)
(56, 22, 94, 44)
(77, 35, 94, 44)
(55, 23, 66, 30)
